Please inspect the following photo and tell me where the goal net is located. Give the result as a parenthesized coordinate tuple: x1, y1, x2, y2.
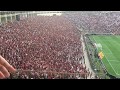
(94, 43, 102, 51)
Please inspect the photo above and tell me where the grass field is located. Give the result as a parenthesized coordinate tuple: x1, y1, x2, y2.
(89, 35, 120, 78)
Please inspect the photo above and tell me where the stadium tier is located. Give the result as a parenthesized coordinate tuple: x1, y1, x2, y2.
(64, 11, 120, 35)
(0, 14, 91, 79)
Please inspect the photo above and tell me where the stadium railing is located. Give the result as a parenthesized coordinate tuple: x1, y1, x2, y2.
(8, 69, 88, 79)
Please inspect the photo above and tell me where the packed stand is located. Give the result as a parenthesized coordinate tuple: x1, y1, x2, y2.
(64, 11, 120, 34)
(0, 16, 91, 79)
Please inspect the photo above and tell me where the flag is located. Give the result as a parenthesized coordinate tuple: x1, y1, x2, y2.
(98, 51, 104, 59)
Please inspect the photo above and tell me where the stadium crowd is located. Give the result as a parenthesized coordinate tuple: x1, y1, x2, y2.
(0, 16, 93, 79)
(64, 11, 120, 34)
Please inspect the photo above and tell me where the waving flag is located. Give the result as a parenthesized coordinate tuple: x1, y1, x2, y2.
(98, 51, 104, 59)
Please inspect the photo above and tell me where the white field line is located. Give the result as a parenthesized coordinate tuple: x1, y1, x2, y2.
(101, 39, 120, 75)
(109, 60, 120, 62)
(104, 55, 120, 75)
(105, 56, 120, 75)
(106, 37, 120, 60)
(101, 44, 112, 54)
(104, 54, 116, 59)
(96, 40, 114, 42)
(115, 36, 120, 39)
(105, 53, 120, 55)
(110, 38, 120, 52)
(93, 37, 112, 53)
(92, 36, 120, 75)
(103, 53, 113, 54)
(104, 55, 117, 60)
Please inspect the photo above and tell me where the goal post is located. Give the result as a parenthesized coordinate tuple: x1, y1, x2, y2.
(94, 43, 102, 51)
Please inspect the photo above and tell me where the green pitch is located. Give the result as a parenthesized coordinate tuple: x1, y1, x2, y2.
(89, 35, 120, 78)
